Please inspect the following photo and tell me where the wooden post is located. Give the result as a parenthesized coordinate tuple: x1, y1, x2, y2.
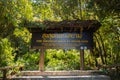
(80, 49, 84, 70)
(3, 70, 7, 80)
(39, 49, 44, 71)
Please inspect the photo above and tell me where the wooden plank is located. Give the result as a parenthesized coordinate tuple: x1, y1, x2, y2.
(0, 65, 24, 70)
(20, 70, 104, 76)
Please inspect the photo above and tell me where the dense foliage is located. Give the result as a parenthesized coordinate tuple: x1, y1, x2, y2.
(0, 0, 120, 79)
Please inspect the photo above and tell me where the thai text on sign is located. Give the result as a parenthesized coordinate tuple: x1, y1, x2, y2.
(31, 32, 93, 49)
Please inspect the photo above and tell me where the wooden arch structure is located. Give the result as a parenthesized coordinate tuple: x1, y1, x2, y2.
(27, 20, 101, 71)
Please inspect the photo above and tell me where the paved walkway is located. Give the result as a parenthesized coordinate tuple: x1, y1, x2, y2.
(12, 75, 110, 80)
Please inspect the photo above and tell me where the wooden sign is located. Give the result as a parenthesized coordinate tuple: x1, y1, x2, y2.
(28, 20, 101, 49)
(27, 20, 101, 70)
(31, 32, 93, 49)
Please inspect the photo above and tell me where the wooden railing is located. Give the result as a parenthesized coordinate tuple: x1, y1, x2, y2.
(101, 64, 120, 78)
(102, 64, 120, 70)
(0, 65, 24, 80)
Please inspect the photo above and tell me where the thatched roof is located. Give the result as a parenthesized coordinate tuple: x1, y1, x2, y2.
(27, 20, 101, 33)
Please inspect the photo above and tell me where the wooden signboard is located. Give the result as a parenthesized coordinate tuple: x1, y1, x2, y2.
(31, 32, 93, 49)
(28, 20, 101, 70)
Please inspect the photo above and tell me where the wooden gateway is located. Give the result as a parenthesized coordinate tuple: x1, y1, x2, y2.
(27, 20, 101, 71)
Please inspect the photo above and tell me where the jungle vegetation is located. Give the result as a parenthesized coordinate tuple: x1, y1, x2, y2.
(0, 0, 120, 79)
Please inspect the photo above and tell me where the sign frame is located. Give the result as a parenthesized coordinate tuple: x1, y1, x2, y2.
(31, 31, 93, 50)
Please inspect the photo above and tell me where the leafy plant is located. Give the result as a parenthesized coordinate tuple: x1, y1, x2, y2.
(0, 38, 14, 67)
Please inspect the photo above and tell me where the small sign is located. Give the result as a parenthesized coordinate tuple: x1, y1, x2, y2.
(31, 32, 93, 49)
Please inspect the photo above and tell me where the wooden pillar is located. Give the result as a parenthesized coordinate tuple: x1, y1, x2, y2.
(39, 49, 44, 71)
(80, 49, 84, 70)
(3, 70, 7, 80)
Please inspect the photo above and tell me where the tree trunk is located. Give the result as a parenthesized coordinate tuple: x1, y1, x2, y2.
(97, 32, 107, 64)
(94, 34, 105, 64)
